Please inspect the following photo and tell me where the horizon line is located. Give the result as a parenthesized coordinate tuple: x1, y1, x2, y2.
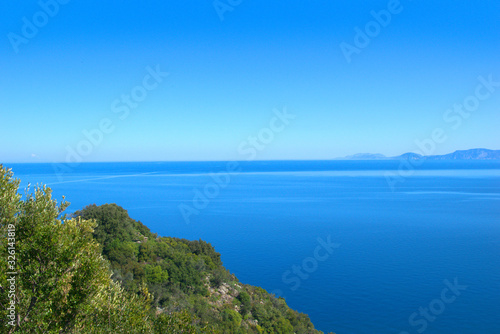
(2, 148, 499, 164)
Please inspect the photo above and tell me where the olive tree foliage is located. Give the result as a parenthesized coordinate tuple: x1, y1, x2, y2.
(72, 281, 154, 334)
(0, 165, 152, 333)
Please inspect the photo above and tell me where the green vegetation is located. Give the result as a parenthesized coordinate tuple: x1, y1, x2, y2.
(0, 165, 332, 333)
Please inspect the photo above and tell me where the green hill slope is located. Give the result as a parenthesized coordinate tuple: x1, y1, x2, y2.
(73, 203, 327, 333)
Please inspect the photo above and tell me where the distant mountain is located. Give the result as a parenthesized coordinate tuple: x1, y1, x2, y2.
(339, 149, 500, 160)
(392, 152, 424, 160)
(340, 153, 387, 160)
(426, 148, 500, 160)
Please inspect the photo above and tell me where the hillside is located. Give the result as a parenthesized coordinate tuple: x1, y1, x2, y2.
(73, 203, 326, 333)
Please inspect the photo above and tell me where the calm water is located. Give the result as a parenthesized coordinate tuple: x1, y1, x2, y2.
(7, 161, 500, 333)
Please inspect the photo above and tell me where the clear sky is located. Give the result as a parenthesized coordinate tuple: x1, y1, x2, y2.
(1, 0, 499, 162)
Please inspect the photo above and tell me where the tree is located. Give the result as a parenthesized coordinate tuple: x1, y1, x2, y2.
(0, 166, 21, 332)
(0, 165, 153, 333)
(221, 308, 242, 331)
(154, 309, 216, 334)
(237, 291, 251, 315)
(73, 203, 142, 255)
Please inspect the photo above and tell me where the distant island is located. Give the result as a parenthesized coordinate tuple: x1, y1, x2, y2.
(338, 148, 500, 160)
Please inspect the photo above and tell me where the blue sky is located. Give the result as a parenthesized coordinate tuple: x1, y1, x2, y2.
(1, 0, 499, 162)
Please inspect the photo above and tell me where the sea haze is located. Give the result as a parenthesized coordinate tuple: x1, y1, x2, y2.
(8, 160, 500, 334)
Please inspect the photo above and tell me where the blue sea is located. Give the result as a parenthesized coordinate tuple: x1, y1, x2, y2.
(6, 160, 500, 333)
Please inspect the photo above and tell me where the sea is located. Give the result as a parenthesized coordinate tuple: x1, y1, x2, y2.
(6, 160, 500, 334)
